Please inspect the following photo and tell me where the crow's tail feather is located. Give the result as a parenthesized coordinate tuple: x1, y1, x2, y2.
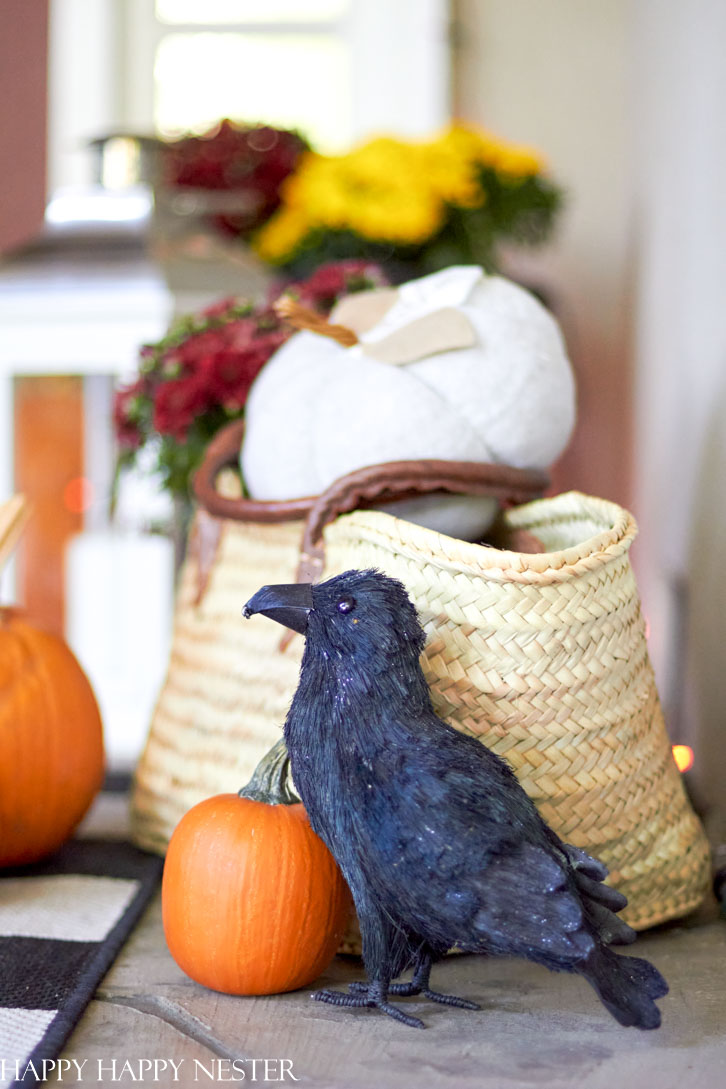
(582, 946, 668, 1030)
(579, 887, 637, 946)
(560, 842, 637, 946)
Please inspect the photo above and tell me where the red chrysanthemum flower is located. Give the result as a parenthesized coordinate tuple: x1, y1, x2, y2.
(152, 372, 210, 441)
(113, 260, 389, 499)
(112, 379, 147, 449)
(163, 120, 309, 237)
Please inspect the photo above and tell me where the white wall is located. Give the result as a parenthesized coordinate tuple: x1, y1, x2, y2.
(454, 0, 726, 833)
(632, 0, 726, 835)
(454, 0, 634, 506)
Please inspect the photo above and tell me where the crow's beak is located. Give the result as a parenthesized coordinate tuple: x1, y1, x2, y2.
(242, 582, 314, 635)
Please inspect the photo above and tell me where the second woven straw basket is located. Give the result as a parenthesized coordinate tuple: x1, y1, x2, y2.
(130, 420, 710, 930)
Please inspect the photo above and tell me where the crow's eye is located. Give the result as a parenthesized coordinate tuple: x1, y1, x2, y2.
(337, 595, 356, 614)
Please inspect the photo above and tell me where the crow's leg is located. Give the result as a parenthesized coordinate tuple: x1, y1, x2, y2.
(350, 950, 480, 1010)
(312, 886, 424, 1027)
(313, 980, 424, 1029)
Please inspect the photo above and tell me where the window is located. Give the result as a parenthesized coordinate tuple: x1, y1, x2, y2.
(49, 0, 450, 194)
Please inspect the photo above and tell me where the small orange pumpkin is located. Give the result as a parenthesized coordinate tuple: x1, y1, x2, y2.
(162, 738, 351, 995)
(0, 609, 105, 866)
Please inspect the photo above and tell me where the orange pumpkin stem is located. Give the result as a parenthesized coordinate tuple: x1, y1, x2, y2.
(274, 296, 359, 347)
(239, 735, 299, 806)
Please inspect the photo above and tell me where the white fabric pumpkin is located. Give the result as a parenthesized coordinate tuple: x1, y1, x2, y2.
(241, 266, 575, 540)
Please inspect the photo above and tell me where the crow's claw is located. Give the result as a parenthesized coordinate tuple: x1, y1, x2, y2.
(421, 989, 480, 1009)
(312, 987, 424, 1029)
(349, 979, 479, 1009)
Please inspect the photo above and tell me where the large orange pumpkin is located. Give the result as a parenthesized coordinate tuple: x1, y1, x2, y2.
(0, 609, 105, 866)
(162, 739, 350, 995)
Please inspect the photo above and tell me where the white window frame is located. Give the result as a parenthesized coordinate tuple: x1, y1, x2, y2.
(48, 0, 450, 194)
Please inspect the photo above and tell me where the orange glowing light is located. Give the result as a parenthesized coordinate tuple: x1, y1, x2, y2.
(672, 745, 694, 773)
(63, 477, 95, 514)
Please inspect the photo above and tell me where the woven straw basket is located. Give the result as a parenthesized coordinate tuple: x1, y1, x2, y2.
(130, 423, 710, 930)
(323, 496, 711, 929)
(130, 418, 546, 849)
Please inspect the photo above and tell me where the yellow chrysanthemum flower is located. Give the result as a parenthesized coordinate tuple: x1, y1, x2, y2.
(253, 123, 557, 265)
(488, 144, 544, 178)
(436, 123, 545, 179)
(256, 136, 449, 255)
(347, 187, 444, 245)
(423, 134, 484, 208)
(254, 206, 310, 263)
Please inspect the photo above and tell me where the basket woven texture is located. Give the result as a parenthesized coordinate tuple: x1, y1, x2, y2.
(130, 491, 710, 930)
(324, 492, 711, 929)
(130, 515, 305, 849)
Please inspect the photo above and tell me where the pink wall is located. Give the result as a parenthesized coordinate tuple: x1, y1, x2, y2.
(0, 1, 49, 254)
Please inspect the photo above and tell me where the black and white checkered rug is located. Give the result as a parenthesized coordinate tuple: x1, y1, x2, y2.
(0, 839, 162, 1087)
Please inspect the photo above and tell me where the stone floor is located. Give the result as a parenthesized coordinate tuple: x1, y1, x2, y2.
(53, 795, 726, 1089)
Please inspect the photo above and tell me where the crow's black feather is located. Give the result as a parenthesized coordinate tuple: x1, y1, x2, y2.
(244, 568, 668, 1029)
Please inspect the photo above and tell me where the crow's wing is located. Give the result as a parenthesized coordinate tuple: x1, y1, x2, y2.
(353, 713, 598, 963)
(463, 843, 595, 960)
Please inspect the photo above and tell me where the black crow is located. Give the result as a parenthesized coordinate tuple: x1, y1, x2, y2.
(243, 569, 668, 1029)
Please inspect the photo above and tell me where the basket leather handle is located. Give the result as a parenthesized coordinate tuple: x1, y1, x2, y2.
(297, 459, 549, 582)
(192, 418, 548, 586)
(192, 417, 317, 522)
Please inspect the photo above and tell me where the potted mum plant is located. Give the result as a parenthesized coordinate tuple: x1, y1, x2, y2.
(252, 123, 564, 281)
(151, 119, 310, 297)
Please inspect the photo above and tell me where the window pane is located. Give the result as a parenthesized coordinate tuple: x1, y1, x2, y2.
(156, 0, 349, 24)
(154, 33, 351, 150)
